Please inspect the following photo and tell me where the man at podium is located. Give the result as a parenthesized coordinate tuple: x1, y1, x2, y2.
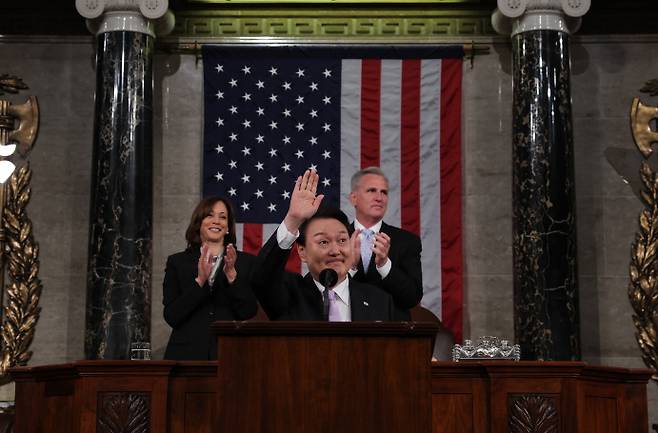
(252, 169, 398, 321)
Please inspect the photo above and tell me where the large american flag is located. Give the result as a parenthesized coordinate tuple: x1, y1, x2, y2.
(202, 45, 463, 341)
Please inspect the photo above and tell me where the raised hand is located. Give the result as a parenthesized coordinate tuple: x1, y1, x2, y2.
(283, 169, 324, 233)
(223, 243, 237, 284)
(372, 232, 391, 267)
(195, 244, 214, 287)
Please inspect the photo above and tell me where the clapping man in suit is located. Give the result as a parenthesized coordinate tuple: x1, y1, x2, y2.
(252, 169, 398, 321)
(349, 167, 423, 320)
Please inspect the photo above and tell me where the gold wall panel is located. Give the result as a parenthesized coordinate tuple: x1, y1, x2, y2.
(172, 11, 494, 38)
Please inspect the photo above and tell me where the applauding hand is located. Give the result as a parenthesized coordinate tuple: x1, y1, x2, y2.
(223, 244, 238, 284)
(195, 244, 214, 287)
(372, 232, 391, 267)
(346, 228, 362, 271)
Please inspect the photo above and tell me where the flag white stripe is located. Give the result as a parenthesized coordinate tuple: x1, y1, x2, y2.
(263, 223, 278, 241)
(379, 60, 402, 228)
(340, 59, 362, 221)
(418, 59, 442, 315)
(235, 223, 244, 250)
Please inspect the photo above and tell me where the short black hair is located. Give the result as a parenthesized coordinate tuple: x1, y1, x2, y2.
(296, 205, 350, 246)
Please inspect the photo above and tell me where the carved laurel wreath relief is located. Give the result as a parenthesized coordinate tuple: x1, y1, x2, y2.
(629, 89, 658, 382)
(0, 75, 42, 384)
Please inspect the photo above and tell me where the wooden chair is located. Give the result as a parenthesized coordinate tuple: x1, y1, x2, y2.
(410, 305, 454, 360)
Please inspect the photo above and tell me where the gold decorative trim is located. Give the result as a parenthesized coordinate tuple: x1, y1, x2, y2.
(0, 75, 27, 97)
(0, 163, 42, 383)
(640, 79, 658, 97)
(172, 10, 494, 38)
(186, 0, 483, 3)
(0, 84, 41, 385)
(629, 97, 658, 383)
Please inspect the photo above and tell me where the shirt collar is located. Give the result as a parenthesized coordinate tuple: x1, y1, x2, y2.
(354, 218, 383, 234)
(313, 275, 350, 306)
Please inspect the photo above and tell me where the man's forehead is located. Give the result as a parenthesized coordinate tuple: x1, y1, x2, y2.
(308, 218, 349, 235)
(359, 174, 388, 188)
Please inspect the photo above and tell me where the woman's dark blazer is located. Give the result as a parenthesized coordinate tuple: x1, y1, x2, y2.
(163, 247, 258, 360)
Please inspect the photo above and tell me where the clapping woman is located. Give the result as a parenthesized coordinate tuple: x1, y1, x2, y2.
(163, 197, 258, 360)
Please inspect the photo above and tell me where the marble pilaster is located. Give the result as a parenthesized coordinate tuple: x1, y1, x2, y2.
(77, 0, 173, 359)
(493, 0, 590, 360)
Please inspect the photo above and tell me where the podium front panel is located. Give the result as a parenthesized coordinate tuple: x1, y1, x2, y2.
(214, 321, 438, 433)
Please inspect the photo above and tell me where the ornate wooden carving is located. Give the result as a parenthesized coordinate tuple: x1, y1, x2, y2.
(508, 394, 559, 433)
(97, 392, 150, 433)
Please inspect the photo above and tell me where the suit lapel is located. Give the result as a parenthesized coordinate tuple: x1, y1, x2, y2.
(303, 274, 325, 318)
(186, 248, 202, 278)
(365, 255, 378, 279)
(349, 281, 369, 320)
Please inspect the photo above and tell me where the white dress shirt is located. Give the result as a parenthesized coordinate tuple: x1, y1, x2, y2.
(313, 276, 351, 321)
(203, 246, 224, 287)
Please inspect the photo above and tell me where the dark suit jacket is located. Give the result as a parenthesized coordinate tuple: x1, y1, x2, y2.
(163, 247, 258, 360)
(252, 232, 398, 321)
(350, 222, 423, 320)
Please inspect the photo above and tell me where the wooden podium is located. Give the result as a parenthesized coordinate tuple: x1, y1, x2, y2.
(212, 321, 439, 433)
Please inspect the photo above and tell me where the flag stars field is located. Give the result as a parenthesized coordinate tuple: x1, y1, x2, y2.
(204, 55, 341, 225)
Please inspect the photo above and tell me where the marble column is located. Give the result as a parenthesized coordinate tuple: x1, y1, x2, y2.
(493, 0, 590, 360)
(76, 0, 173, 359)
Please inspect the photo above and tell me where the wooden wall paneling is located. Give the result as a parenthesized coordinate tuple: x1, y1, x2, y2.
(560, 376, 579, 433)
(12, 368, 44, 433)
(622, 384, 650, 433)
(579, 366, 653, 433)
(485, 362, 584, 433)
(580, 381, 622, 433)
(168, 362, 216, 433)
(492, 380, 562, 433)
(12, 364, 78, 433)
(75, 361, 174, 433)
(431, 363, 488, 433)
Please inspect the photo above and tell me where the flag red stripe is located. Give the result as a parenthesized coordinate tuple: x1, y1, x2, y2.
(440, 58, 463, 342)
(285, 244, 302, 273)
(400, 60, 421, 236)
(244, 224, 301, 272)
(242, 224, 263, 256)
(360, 60, 381, 168)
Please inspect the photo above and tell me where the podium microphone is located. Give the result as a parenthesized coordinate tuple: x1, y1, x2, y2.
(319, 268, 338, 320)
